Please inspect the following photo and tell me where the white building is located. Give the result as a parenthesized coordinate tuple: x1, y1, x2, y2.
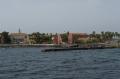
(10, 29, 29, 44)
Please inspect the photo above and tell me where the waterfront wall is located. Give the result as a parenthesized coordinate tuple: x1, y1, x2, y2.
(0, 44, 61, 48)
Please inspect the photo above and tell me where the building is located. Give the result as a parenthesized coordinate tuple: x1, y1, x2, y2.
(68, 33, 73, 44)
(10, 29, 29, 44)
(68, 32, 89, 44)
(108, 38, 120, 47)
(52, 34, 62, 44)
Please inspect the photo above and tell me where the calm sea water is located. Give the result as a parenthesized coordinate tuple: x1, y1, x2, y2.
(0, 48, 120, 79)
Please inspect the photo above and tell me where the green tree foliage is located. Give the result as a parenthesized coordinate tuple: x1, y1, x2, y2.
(90, 31, 120, 43)
(61, 33, 68, 43)
(1, 31, 11, 44)
(29, 32, 52, 44)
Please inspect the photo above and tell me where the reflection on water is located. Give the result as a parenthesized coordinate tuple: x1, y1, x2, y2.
(0, 48, 120, 79)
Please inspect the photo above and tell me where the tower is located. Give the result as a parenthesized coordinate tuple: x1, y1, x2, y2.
(18, 28, 21, 33)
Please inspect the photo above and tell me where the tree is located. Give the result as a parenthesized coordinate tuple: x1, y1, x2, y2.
(61, 33, 68, 43)
(1, 31, 11, 44)
(29, 32, 52, 44)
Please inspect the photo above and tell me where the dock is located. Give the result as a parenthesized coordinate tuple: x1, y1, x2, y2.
(41, 47, 107, 52)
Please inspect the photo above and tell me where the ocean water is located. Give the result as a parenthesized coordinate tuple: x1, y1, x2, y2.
(0, 48, 120, 79)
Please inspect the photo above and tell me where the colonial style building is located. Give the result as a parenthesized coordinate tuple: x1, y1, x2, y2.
(52, 34, 62, 44)
(68, 32, 89, 44)
(9, 29, 29, 44)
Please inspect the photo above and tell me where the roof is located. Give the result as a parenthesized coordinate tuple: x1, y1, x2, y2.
(69, 32, 88, 35)
(10, 33, 27, 35)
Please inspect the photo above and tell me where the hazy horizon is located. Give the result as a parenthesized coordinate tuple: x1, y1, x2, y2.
(0, 0, 120, 33)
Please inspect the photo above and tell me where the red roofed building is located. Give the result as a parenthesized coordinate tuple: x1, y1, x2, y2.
(68, 32, 89, 44)
(52, 34, 62, 44)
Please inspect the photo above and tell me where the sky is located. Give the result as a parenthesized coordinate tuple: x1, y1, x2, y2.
(0, 0, 120, 33)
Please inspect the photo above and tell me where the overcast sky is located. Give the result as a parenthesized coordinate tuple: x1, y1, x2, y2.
(0, 0, 120, 33)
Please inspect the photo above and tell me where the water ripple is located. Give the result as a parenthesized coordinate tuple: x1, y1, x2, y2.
(0, 48, 120, 79)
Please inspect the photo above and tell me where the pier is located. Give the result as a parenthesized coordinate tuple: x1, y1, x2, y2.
(41, 47, 111, 52)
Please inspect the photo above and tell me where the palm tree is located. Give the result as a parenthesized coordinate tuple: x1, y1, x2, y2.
(96, 34, 101, 43)
(115, 32, 119, 39)
(101, 31, 105, 42)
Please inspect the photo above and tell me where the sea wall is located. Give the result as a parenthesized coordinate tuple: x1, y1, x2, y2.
(0, 44, 61, 48)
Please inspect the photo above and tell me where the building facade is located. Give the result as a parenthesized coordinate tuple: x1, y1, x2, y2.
(52, 34, 62, 44)
(10, 33, 29, 44)
(68, 32, 89, 44)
